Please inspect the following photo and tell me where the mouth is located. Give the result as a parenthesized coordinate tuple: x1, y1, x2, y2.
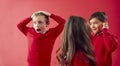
(92, 29, 96, 31)
(36, 29, 41, 31)
(91, 28, 96, 31)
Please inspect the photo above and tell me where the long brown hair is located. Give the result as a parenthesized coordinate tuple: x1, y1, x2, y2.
(58, 16, 96, 66)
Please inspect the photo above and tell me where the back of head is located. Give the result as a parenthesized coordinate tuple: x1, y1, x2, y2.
(59, 16, 96, 66)
(63, 16, 91, 51)
(89, 11, 108, 22)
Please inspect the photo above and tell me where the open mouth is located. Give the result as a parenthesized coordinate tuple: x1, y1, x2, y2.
(36, 29, 41, 31)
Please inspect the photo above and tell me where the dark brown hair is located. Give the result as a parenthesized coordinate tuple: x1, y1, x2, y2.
(58, 16, 96, 66)
(89, 11, 108, 22)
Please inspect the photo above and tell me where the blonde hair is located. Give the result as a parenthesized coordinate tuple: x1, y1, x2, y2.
(32, 12, 49, 24)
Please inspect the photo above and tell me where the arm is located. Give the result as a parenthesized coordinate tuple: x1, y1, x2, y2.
(50, 14, 65, 36)
(102, 28, 118, 52)
(102, 23, 118, 52)
(17, 17, 32, 36)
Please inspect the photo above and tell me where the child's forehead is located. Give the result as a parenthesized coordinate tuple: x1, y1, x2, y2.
(90, 18, 101, 23)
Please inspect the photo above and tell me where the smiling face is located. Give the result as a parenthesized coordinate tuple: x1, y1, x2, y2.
(89, 12, 108, 35)
(89, 18, 103, 35)
(32, 15, 48, 33)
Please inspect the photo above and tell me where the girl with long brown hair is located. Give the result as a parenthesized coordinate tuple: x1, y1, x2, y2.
(57, 16, 96, 66)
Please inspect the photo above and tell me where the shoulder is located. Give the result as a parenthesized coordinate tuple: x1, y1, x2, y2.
(71, 51, 90, 66)
(74, 51, 89, 63)
(48, 28, 57, 32)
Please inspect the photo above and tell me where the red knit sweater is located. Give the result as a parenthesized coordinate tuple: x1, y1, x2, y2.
(17, 14, 65, 66)
(91, 29, 118, 66)
(70, 51, 90, 66)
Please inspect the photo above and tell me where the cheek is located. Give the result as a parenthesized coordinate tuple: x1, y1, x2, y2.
(90, 25, 93, 28)
(96, 25, 102, 31)
(33, 24, 36, 28)
(90, 25, 93, 29)
(94, 24, 99, 29)
(40, 24, 47, 29)
(96, 22, 103, 28)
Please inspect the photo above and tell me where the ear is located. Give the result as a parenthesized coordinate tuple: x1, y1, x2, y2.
(46, 22, 50, 27)
(46, 24, 49, 27)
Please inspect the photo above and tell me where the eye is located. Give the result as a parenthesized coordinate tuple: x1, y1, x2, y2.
(33, 22, 36, 24)
(38, 21, 43, 24)
(92, 21, 98, 24)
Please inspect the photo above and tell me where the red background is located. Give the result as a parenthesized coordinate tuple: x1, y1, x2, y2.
(0, 0, 120, 66)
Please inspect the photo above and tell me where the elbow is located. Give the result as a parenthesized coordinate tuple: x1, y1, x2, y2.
(17, 24, 21, 30)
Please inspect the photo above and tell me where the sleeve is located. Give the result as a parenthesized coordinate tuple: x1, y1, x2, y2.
(102, 28, 118, 52)
(50, 14, 65, 36)
(17, 17, 32, 36)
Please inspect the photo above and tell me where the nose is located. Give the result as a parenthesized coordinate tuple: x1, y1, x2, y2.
(35, 24, 40, 28)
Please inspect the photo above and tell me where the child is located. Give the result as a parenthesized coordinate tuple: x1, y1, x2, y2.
(57, 16, 96, 66)
(89, 11, 118, 66)
(17, 11, 65, 66)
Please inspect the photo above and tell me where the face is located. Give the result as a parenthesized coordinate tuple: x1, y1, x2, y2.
(32, 16, 48, 33)
(89, 18, 103, 34)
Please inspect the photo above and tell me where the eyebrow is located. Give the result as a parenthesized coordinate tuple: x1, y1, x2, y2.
(33, 21, 43, 23)
(38, 21, 42, 22)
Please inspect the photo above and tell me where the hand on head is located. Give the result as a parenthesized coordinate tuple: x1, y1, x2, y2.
(102, 22, 109, 29)
(31, 11, 51, 18)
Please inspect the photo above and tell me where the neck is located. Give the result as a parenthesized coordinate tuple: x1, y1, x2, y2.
(92, 31, 102, 36)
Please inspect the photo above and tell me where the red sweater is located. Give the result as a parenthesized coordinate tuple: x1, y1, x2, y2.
(91, 29, 118, 66)
(70, 51, 90, 66)
(55, 50, 90, 66)
(17, 14, 65, 66)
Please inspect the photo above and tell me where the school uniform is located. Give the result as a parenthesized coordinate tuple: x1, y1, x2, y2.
(17, 14, 65, 66)
(91, 28, 118, 66)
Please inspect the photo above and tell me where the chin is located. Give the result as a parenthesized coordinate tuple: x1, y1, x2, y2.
(35, 30, 40, 33)
(92, 31, 97, 34)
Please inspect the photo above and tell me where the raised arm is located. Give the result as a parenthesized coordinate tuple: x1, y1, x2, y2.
(33, 11, 65, 24)
(50, 13, 65, 36)
(102, 23, 118, 52)
(17, 17, 32, 36)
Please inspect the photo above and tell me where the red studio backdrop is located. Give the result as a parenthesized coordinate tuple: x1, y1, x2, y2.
(0, 0, 120, 66)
